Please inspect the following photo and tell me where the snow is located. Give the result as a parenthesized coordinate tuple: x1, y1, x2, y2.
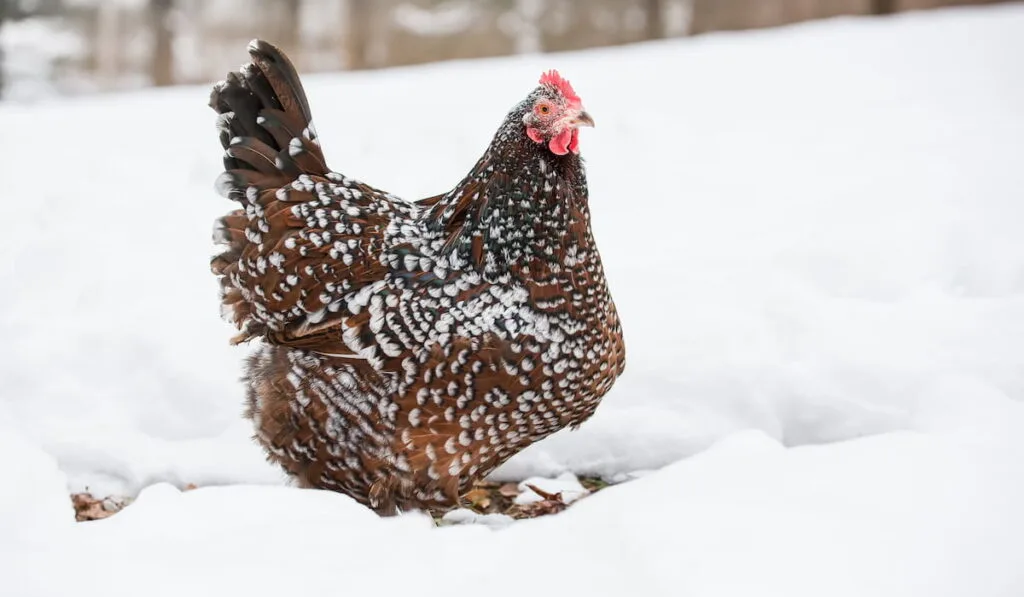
(514, 471, 589, 504)
(0, 427, 76, 545)
(1, 5, 1024, 596)
(440, 507, 515, 528)
(5, 421, 1024, 596)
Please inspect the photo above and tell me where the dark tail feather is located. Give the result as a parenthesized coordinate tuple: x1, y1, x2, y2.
(209, 39, 328, 183)
(208, 40, 330, 343)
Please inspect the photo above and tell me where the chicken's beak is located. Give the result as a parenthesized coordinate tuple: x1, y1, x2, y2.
(571, 111, 595, 128)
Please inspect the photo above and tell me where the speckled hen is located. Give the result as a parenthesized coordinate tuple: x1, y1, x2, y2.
(209, 40, 625, 515)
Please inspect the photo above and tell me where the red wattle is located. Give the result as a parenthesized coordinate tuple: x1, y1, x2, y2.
(549, 129, 572, 155)
(568, 129, 580, 154)
(526, 127, 544, 144)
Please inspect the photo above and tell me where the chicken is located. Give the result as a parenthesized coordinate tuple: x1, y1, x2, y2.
(209, 40, 625, 515)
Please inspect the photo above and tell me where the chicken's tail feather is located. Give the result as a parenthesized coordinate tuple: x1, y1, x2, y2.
(210, 39, 327, 184)
(208, 39, 328, 342)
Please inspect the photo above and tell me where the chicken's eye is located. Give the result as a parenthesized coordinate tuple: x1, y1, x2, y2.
(536, 103, 551, 116)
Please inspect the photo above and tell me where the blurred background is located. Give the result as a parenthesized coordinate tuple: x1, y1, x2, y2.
(0, 0, 1013, 101)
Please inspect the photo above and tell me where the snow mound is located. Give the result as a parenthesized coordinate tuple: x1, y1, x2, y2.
(0, 427, 75, 543)
(6, 415, 1024, 596)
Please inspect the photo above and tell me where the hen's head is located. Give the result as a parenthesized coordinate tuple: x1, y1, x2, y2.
(522, 70, 594, 156)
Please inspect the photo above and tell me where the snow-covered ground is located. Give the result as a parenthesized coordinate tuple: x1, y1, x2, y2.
(2, 5, 1023, 596)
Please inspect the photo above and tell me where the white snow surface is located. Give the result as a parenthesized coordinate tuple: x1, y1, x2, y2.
(1, 6, 1024, 596)
(515, 471, 589, 504)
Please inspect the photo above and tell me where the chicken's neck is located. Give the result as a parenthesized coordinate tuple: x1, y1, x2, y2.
(425, 127, 593, 284)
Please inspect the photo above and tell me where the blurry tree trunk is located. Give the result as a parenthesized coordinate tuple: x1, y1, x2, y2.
(0, 3, 6, 98)
(148, 0, 174, 87)
(513, 0, 544, 54)
(688, 0, 719, 35)
(346, 0, 371, 69)
(0, 0, 24, 97)
(646, 0, 664, 39)
(96, 3, 121, 89)
(871, 0, 897, 13)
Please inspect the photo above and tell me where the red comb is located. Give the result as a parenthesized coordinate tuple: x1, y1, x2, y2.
(539, 70, 581, 106)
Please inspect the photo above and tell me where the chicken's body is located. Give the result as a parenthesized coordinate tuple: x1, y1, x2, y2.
(210, 41, 625, 514)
